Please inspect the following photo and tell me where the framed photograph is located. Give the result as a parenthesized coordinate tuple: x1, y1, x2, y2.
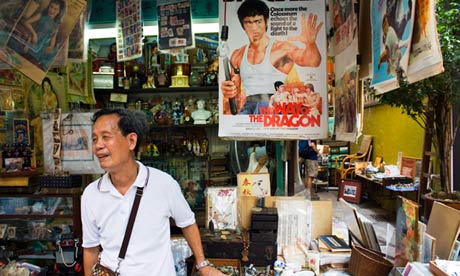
(6, 226, 16, 239)
(0, 115, 6, 131)
(11, 88, 25, 111)
(0, 224, 7, 239)
(13, 118, 29, 145)
(0, 86, 13, 111)
(339, 179, 362, 204)
(5, 157, 24, 171)
(401, 156, 422, 179)
(374, 155, 383, 167)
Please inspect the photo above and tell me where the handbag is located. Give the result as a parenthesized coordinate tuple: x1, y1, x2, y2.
(92, 172, 147, 276)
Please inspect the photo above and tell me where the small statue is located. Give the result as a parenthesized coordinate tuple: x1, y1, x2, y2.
(143, 71, 156, 89)
(191, 99, 211, 124)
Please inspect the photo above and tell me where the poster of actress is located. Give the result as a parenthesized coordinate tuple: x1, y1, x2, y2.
(0, 0, 86, 84)
(218, 0, 328, 140)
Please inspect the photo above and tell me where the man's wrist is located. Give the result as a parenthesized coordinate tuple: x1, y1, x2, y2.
(195, 259, 210, 270)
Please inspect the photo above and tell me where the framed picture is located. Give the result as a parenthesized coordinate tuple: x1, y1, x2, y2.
(0, 86, 13, 111)
(13, 118, 29, 145)
(6, 226, 16, 239)
(339, 179, 362, 204)
(373, 155, 383, 167)
(0, 115, 6, 131)
(0, 224, 7, 239)
(5, 157, 24, 171)
(401, 156, 422, 179)
(11, 88, 25, 111)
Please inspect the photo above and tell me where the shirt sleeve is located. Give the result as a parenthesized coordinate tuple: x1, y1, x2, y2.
(166, 177, 196, 228)
(81, 186, 101, 248)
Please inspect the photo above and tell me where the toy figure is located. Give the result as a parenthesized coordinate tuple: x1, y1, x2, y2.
(273, 259, 285, 276)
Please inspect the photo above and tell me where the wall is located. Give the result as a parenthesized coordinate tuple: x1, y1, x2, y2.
(350, 104, 424, 165)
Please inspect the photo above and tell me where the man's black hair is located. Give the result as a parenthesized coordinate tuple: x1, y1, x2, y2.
(237, 0, 270, 29)
(274, 81, 284, 91)
(92, 108, 149, 156)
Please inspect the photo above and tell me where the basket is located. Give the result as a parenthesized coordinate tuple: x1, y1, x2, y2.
(348, 245, 393, 276)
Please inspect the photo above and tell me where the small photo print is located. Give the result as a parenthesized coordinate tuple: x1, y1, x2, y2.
(344, 185, 357, 198)
(0, 116, 6, 130)
(0, 224, 7, 239)
(6, 226, 16, 239)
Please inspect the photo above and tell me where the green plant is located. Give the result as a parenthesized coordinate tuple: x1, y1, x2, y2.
(376, 1, 460, 194)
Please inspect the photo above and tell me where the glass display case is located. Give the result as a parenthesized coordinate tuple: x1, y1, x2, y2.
(0, 192, 81, 260)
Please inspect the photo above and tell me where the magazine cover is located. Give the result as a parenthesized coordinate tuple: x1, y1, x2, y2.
(0, 0, 87, 84)
(218, 0, 328, 140)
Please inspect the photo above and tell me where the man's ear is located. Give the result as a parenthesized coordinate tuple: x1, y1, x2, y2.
(127, 133, 138, 149)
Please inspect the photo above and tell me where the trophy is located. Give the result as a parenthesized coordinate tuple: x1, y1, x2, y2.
(170, 63, 189, 88)
(170, 53, 189, 88)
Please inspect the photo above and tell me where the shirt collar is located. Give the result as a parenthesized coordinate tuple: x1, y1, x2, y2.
(98, 161, 147, 193)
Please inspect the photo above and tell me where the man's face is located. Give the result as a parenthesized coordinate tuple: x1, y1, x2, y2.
(92, 114, 134, 173)
(242, 15, 267, 43)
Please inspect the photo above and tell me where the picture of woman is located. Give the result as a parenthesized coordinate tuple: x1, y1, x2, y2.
(7, 0, 66, 70)
(41, 77, 58, 113)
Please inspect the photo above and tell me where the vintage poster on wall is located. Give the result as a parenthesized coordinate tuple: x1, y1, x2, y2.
(157, 0, 194, 50)
(370, 0, 416, 94)
(406, 0, 444, 83)
(218, 0, 328, 140)
(0, 0, 87, 84)
(334, 37, 359, 142)
(115, 0, 143, 61)
(68, 9, 87, 62)
(329, 0, 358, 56)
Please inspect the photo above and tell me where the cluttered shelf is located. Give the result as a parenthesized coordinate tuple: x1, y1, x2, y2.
(94, 86, 218, 96)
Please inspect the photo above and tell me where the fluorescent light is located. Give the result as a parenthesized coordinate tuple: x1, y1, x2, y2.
(87, 27, 117, 39)
(87, 22, 219, 39)
(192, 23, 219, 34)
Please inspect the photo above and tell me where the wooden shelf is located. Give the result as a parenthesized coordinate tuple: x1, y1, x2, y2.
(94, 86, 218, 95)
(0, 170, 41, 178)
(151, 123, 218, 129)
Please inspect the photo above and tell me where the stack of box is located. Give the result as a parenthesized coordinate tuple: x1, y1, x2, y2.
(249, 207, 278, 266)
